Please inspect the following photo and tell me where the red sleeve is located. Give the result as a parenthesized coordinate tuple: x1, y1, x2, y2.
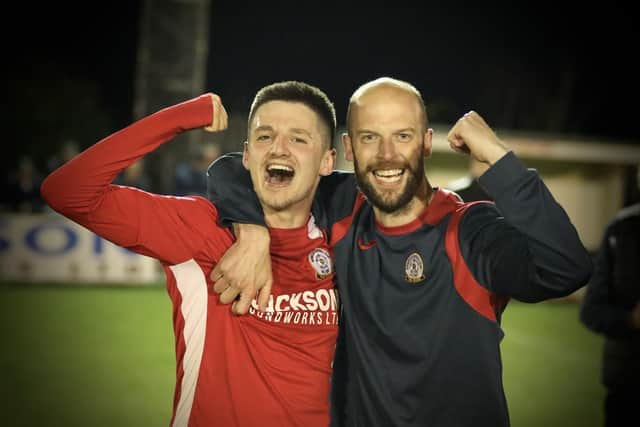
(40, 94, 222, 265)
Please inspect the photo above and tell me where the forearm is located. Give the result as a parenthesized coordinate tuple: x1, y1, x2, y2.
(40, 95, 215, 253)
(207, 152, 266, 228)
(41, 94, 213, 218)
(473, 153, 593, 300)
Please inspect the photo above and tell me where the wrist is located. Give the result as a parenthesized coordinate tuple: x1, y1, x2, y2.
(233, 223, 270, 243)
(485, 146, 510, 166)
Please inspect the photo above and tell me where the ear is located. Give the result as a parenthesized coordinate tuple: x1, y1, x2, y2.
(342, 132, 354, 162)
(319, 148, 336, 176)
(242, 141, 250, 170)
(423, 128, 433, 158)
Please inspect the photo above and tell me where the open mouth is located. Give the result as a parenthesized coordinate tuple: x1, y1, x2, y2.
(372, 168, 405, 184)
(265, 163, 295, 186)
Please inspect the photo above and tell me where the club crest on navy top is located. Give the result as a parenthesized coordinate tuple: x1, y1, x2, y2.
(309, 248, 333, 279)
(404, 252, 425, 284)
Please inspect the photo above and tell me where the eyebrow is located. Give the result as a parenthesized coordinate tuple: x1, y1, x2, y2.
(254, 126, 314, 139)
(290, 128, 313, 138)
(356, 128, 416, 135)
(395, 128, 416, 133)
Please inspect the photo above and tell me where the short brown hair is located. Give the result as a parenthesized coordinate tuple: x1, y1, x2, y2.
(249, 81, 336, 149)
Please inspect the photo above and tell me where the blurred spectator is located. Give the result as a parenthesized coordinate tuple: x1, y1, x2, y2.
(46, 139, 80, 173)
(2, 155, 46, 213)
(173, 143, 220, 196)
(115, 159, 152, 191)
(579, 166, 640, 427)
(446, 157, 491, 202)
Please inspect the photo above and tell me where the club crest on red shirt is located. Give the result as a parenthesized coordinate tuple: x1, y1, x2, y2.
(404, 252, 425, 283)
(308, 248, 333, 279)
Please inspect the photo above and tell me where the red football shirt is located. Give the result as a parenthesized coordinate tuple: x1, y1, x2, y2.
(41, 95, 339, 427)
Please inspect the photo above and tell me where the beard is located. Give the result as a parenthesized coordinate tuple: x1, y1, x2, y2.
(353, 149, 425, 214)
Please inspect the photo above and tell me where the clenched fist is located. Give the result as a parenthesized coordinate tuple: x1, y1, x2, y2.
(204, 93, 229, 133)
(447, 111, 510, 166)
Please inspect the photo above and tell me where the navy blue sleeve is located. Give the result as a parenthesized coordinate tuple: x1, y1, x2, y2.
(311, 172, 359, 232)
(459, 152, 593, 302)
(206, 152, 359, 232)
(579, 223, 636, 338)
(206, 152, 265, 227)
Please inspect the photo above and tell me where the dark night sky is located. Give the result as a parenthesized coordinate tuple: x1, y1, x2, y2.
(209, 0, 640, 142)
(4, 1, 639, 172)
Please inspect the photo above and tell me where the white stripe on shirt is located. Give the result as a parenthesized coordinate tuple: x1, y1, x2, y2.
(170, 259, 208, 427)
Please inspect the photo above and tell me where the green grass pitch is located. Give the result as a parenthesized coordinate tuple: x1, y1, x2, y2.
(0, 282, 605, 427)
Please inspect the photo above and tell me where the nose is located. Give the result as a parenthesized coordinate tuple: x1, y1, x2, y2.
(378, 137, 395, 160)
(270, 134, 290, 156)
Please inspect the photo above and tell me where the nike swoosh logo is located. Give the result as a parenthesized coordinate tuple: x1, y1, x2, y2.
(357, 237, 376, 250)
